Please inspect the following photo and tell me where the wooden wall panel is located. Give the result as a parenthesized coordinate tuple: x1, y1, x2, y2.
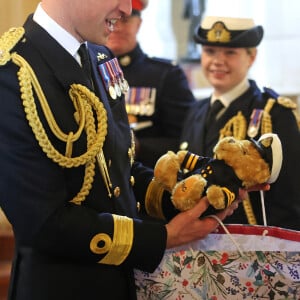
(0, 0, 39, 34)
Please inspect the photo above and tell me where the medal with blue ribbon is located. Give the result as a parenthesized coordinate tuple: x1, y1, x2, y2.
(106, 60, 121, 98)
(113, 58, 129, 93)
(98, 62, 117, 100)
(247, 109, 263, 137)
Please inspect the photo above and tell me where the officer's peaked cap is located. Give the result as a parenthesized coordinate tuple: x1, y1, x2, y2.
(194, 16, 264, 47)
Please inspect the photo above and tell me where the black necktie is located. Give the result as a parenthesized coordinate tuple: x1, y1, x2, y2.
(78, 43, 93, 89)
(205, 100, 224, 129)
(204, 100, 224, 154)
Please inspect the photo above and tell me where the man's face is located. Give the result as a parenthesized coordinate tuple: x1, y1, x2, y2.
(43, 0, 132, 44)
(106, 15, 142, 56)
(201, 46, 256, 95)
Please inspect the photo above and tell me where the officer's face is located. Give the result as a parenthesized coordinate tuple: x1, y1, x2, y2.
(201, 46, 256, 96)
(42, 0, 132, 44)
(106, 15, 142, 56)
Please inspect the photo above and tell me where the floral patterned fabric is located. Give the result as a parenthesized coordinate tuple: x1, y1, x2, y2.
(135, 225, 300, 300)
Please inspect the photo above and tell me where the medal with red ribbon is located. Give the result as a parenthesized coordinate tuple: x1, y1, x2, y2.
(98, 58, 130, 99)
(125, 87, 156, 116)
(247, 109, 263, 137)
(113, 58, 129, 93)
(98, 62, 117, 100)
(106, 60, 121, 98)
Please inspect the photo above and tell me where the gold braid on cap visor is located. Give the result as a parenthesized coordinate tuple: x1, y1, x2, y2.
(207, 22, 231, 43)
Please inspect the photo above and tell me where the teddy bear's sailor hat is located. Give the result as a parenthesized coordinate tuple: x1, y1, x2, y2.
(251, 133, 283, 183)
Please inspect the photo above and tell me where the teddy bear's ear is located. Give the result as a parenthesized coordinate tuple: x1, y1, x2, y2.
(254, 133, 283, 183)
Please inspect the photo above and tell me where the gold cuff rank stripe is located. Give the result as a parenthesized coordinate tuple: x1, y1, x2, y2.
(184, 153, 199, 171)
(90, 215, 133, 266)
(145, 179, 166, 220)
(221, 187, 235, 207)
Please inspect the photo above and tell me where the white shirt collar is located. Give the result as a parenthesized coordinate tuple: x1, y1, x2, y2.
(211, 77, 250, 108)
(33, 3, 81, 61)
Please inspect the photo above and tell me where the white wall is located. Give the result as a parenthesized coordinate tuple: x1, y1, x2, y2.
(137, 0, 177, 59)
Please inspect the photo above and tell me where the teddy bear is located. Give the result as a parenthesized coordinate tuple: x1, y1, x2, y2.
(153, 133, 282, 211)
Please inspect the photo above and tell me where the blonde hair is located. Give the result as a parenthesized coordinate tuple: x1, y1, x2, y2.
(246, 47, 256, 55)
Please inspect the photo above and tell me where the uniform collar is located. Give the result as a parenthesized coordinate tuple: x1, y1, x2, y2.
(118, 43, 143, 67)
(211, 77, 250, 107)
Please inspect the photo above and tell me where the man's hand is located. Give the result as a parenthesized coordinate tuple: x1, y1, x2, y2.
(165, 184, 270, 249)
(239, 183, 270, 200)
(165, 197, 238, 249)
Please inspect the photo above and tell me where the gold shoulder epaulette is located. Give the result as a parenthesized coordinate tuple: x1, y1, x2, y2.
(277, 96, 300, 129)
(277, 96, 297, 110)
(0, 27, 25, 66)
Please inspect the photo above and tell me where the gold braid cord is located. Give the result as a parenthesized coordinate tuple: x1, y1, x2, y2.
(219, 111, 247, 140)
(261, 98, 275, 134)
(2, 28, 135, 264)
(10, 52, 107, 205)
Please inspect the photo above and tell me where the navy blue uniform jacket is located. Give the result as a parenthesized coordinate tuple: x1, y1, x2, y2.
(180, 80, 300, 230)
(119, 44, 196, 167)
(0, 17, 169, 300)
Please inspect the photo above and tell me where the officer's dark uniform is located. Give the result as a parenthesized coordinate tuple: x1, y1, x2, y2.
(118, 44, 196, 168)
(0, 16, 178, 300)
(180, 80, 300, 229)
(179, 17, 300, 230)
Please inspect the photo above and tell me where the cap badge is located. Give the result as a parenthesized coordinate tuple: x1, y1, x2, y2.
(207, 22, 231, 43)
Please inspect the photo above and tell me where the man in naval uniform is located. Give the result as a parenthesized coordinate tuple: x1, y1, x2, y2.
(106, 0, 197, 168)
(179, 16, 300, 230)
(0, 2, 240, 300)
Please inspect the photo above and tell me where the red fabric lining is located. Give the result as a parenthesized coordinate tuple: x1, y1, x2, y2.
(216, 224, 300, 242)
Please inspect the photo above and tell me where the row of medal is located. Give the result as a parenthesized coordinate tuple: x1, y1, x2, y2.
(97, 57, 129, 100)
(125, 87, 156, 116)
